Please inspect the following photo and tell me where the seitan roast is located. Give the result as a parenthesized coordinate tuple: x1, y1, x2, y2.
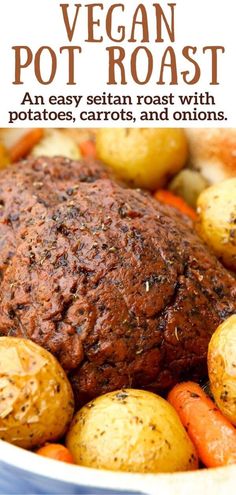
(0, 157, 235, 405)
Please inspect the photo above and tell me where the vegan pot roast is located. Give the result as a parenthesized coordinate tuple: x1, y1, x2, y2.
(0, 155, 235, 406)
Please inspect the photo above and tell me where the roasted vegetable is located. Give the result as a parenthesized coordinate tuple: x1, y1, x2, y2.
(0, 129, 43, 163)
(197, 178, 236, 270)
(154, 189, 197, 221)
(36, 444, 74, 463)
(66, 389, 198, 473)
(0, 143, 9, 169)
(186, 129, 236, 184)
(208, 315, 236, 426)
(9, 129, 44, 162)
(168, 381, 236, 468)
(79, 140, 96, 159)
(96, 128, 188, 190)
(169, 169, 208, 208)
(31, 129, 81, 160)
(0, 337, 74, 449)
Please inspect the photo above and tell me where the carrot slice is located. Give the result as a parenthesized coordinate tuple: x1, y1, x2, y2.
(9, 128, 44, 162)
(154, 189, 197, 221)
(36, 444, 74, 464)
(80, 140, 97, 159)
(168, 381, 236, 468)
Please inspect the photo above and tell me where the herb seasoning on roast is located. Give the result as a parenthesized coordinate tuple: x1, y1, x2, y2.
(0, 156, 235, 406)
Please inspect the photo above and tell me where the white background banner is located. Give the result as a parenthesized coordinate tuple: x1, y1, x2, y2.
(0, 0, 235, 127)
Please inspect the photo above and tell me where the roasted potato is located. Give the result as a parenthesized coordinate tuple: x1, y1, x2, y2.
(0, 337, 74, 449)
(208, 315, 236, 426)
(31, 129, 81, 160)
(96, 129, 188, 190)
(197, 178, 236, 270)
(66, 389, 198, 473)
(0, 143, 9, 169)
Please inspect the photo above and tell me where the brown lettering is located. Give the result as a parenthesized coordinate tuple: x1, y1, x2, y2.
(157, 47, 177, 85)
(154, 3, 176, 42)
(60, 46, 82, 84)
(203, 46, 225, 85)
(106, 4, 125, 42)
(34, 47, 57, 85)
(12, 46, 33, 84)
(106, 47, 127, 84)
(60, 3, 81, 42)
(181, 46, 201, 84)
(85, 3, 103, 42)
(131, 47, 153, 84)
(129, 5, 149, 42)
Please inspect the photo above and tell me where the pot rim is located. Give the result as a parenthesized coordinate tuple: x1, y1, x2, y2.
(1, 440, 236, 495)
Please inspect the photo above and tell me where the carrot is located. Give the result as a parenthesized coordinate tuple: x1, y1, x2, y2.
(168, 381, 236, 468)
(80, 140, 97, 159)
(36, 444, 74, 464)
(154, 189, 197, 221)
(9, 129, 44, 162)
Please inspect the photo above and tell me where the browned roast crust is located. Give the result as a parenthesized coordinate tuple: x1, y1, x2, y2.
(0, 157, 235, 405)
(0, 156, 109, 277)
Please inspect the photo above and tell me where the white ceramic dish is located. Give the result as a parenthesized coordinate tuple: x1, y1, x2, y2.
(1, 440, 236, 495)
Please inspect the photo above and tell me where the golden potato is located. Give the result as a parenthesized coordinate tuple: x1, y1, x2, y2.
(66, 389, 198, 473)
(208, 315, 236, 426)
(0, 143, 9, 169)
(96, 129, 188, 190)
(0, 337, 74, 449)
(197, 178, 236, 270)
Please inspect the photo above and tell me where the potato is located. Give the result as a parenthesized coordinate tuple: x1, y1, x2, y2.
(96, 129, 188, 190)
(208, 315, 236, 426)
(0, 337, 74, 449)
(66, 389, 198, 473)
(197, 178, 236, 270)
(169, 169, 209, 208)
(0, 143, 9, 169)
(31, 129, 81, 160)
